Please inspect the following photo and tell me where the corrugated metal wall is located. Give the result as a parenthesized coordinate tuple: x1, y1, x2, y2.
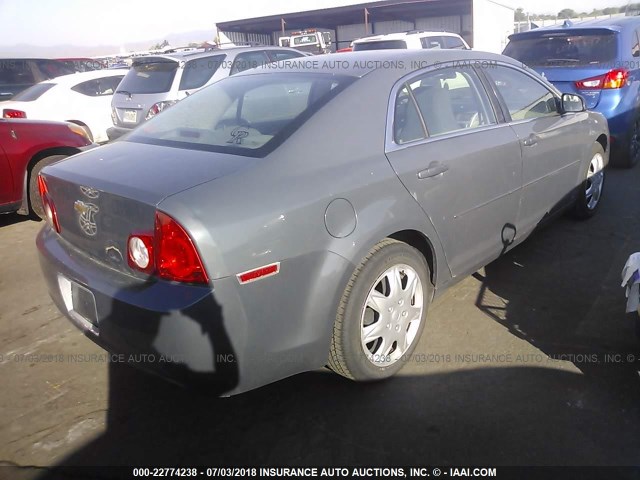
(220, 31, 272, 46)
(372, 20, 414, 35)
(415, 15, 463, 33)
(336, 23, 367, 48)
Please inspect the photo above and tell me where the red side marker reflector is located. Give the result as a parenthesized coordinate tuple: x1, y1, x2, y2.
(237, 262, 280, 284)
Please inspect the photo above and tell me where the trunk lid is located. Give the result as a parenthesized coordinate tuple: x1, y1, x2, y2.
(41, 141, 255, 276)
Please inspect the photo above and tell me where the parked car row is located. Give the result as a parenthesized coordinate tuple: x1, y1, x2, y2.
(2, 18, 639, 395)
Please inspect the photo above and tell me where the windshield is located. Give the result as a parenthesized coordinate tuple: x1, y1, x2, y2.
(353, 40, 407, 51)
(127, 72, 355, 157)
(117, 59, 178, 94)
(11, 83, 55, 101)
(293, 35, 318, 46)
(503, 31, 618, 67)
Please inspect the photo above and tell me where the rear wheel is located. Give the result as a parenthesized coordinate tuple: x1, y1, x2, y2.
(622, 116, 640, 169)
(28, 155, 68, 219)
(328, 239, 432, 381)
(571, 143, 605, 220)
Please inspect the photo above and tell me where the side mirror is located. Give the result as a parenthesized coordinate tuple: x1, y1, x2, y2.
(561, 93, 586, 113)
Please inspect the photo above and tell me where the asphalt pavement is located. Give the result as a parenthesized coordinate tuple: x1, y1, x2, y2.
(1, 164, 639, 477)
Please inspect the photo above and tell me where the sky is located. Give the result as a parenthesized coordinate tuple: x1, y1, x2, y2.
(0, 0, 628, 48)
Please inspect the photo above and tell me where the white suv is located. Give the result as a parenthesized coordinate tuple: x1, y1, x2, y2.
(352, 31, 470, 51)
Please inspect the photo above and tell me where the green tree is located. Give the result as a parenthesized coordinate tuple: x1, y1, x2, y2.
(558, 8, 578, 18)
(602, 7, 620, 14)
(515, 7, 527, 21)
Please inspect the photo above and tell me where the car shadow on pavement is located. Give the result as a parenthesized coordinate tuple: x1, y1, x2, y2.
(474, 167, 640, 382)
(0, 213, 33, 228)
(32, 365, 640, 473)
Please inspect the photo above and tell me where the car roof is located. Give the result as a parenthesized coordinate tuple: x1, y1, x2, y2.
(131, 46, 304, 63)
(510, 16, 640, 39)
(245, 48, 517, 78)
(39, 68, 126, 88)
(354, 31, 462, 43)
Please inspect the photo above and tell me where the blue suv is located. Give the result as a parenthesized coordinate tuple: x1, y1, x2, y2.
(503, 17, 640, 168)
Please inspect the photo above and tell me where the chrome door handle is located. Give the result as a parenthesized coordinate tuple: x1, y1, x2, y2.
(522, 134, 538, 147)
(418, 161, 449, 179)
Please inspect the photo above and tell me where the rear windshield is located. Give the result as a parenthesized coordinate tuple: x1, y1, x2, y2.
(117, 59, 178, 94)
(503, 31, 618, 67)
(127, 72, 355, 157)
(11, 82, 55, 101)
(353, 40, 407, 51)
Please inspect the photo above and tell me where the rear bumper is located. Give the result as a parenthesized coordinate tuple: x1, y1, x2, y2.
(37, 226, 349, 395)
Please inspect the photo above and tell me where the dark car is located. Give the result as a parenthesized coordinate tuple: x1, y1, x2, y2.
(37, 50, 608, 395)
(0, 119, 93, 218)
(56, 58, 107, 73)
(503, 16, 640, 168)
(0, 59, 75, 101)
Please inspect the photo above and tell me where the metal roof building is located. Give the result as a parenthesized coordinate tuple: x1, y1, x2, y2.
(216, 0, 514, 53)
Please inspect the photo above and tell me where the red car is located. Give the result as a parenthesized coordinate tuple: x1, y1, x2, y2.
(0, 119, 93, 219)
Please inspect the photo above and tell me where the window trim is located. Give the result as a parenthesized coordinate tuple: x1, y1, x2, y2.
(385, 61, 503, 153)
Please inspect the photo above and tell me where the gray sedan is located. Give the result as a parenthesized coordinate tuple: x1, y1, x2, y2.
(36, 49, 609, 395)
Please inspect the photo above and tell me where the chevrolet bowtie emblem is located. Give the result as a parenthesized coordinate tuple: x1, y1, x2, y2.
(74, 200, 99, 236)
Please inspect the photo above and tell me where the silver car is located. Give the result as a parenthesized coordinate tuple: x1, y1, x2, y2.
(107, 46, 306, 141)
(37, 49, 609, 395)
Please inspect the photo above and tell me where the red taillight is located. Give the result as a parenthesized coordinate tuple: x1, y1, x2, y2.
(3, 109, 26, 119)
(576, 68, 628, 90)
(156, 212, 208, 284)
(126, 211, 209, 284)
(37, 174, 60, 233)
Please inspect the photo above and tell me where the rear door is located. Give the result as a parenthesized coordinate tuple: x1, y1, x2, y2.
(483, 64, 586, 238)
(385, 64, 523, 277)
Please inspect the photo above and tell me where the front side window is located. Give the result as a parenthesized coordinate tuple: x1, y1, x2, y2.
(179, 55, 225, 90)
(444, 36, 467, 49)
(128, 73, 354, 157)
(404, 67, 496, 137)
(267, 50, 304, 62)
(420, 36, 445, 49)
(230, 51, 270, 76)
(71, 76, 123, 96)
(486, 66, 558, 120)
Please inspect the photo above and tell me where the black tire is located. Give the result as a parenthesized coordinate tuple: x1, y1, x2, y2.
(619, 115, 640, 169)
(635, 316, 640, 341)
(571, 143, 606, 220)
(28, 154, 68, 220)
(328, 239, 432, 381)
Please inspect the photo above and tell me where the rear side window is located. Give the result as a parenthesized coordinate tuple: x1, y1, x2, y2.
(353, 40, 407, 51)
(179, 55, 225, 90)
(394, 86, 426, 144)
(230, 51, 270, 76)
(503, 32, 618, 66)
(129, 73, 355, 157)
(118, 60, 178, 94)
(486, 66, 558, 120)
(11, 82, 55, 101)
(420, 36, 445, 49)
(267, 50, 304, 62)
(407, 67, 495, 137)
(444, 36, 467, 49)
(71, 76, 124, 96)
